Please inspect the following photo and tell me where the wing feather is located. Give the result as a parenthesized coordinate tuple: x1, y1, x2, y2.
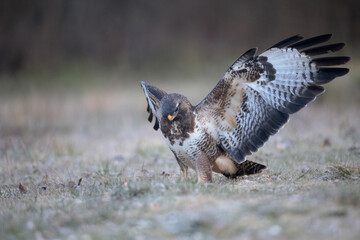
(302, 43, 345, 56)
(196, 34, 349, 163)
(141, 81, 167, 130)
(267, 34, 303, 50)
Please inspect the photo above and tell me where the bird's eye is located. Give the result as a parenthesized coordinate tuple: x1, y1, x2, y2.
(167, 105, 179, 121)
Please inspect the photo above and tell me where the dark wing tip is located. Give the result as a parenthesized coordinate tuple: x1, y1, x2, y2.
(314, 68, 350, 84)
(245, 48, 258, 57)
(147, 111, 153, 122)
(311, 56, 351, 66)
(302, 43, 345, 56)
(267, 34, 304, 50)
(229, 48, 258, 71)
(146, 99, 151, 113)
(288, 34, 332, 50)
(153, 118, 159, 130)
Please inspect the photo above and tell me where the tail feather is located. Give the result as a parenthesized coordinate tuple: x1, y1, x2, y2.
(223, 160, 267, 179)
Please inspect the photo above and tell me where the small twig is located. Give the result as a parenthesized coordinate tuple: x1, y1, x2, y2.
(77, 178, 82, 186)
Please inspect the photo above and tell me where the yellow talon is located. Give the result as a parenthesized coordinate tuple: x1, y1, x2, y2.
(168, 115, 173, 120)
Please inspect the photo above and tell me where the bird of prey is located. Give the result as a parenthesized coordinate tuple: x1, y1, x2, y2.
(141, 34, 349, 183)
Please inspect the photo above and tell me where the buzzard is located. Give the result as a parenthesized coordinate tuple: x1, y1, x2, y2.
(141, 34, 350, 183)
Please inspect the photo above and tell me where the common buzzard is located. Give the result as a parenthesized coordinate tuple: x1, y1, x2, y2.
(141, 34, 350, 183)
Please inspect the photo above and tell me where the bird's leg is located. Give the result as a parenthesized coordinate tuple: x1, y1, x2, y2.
(184, 167, 188, 179)
(196, 151, 212, 183)
(174, 155, 189, 180)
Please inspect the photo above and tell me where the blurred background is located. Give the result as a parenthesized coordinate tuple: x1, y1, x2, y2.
(1, 0, 359, 81)
(0, 0, 359, 143)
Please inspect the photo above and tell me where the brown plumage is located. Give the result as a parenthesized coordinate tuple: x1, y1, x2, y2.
(141, 34, 349, 183)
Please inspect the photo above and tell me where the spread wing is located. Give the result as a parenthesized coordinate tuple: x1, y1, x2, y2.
(141, 81, 167, 130)
(196, 34, 350, 163)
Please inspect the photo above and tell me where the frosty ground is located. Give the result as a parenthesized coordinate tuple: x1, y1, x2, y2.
(0, 68, 359, 240)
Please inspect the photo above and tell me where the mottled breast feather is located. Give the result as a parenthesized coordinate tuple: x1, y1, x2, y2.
(196, 34, 349, 164)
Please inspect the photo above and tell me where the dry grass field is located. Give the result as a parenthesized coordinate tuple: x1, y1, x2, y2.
(0, 65, 360, 239)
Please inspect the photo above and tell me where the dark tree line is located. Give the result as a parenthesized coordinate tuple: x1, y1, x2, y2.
(0, 0, 359, 75)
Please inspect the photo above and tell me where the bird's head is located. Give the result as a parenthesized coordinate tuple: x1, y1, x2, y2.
(160, 93, 193, 122)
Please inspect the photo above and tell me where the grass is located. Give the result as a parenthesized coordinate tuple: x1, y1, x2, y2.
(0, 69, 360, 239)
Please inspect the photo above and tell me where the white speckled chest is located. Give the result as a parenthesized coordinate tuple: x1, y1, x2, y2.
(161, 123, 204, 170)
